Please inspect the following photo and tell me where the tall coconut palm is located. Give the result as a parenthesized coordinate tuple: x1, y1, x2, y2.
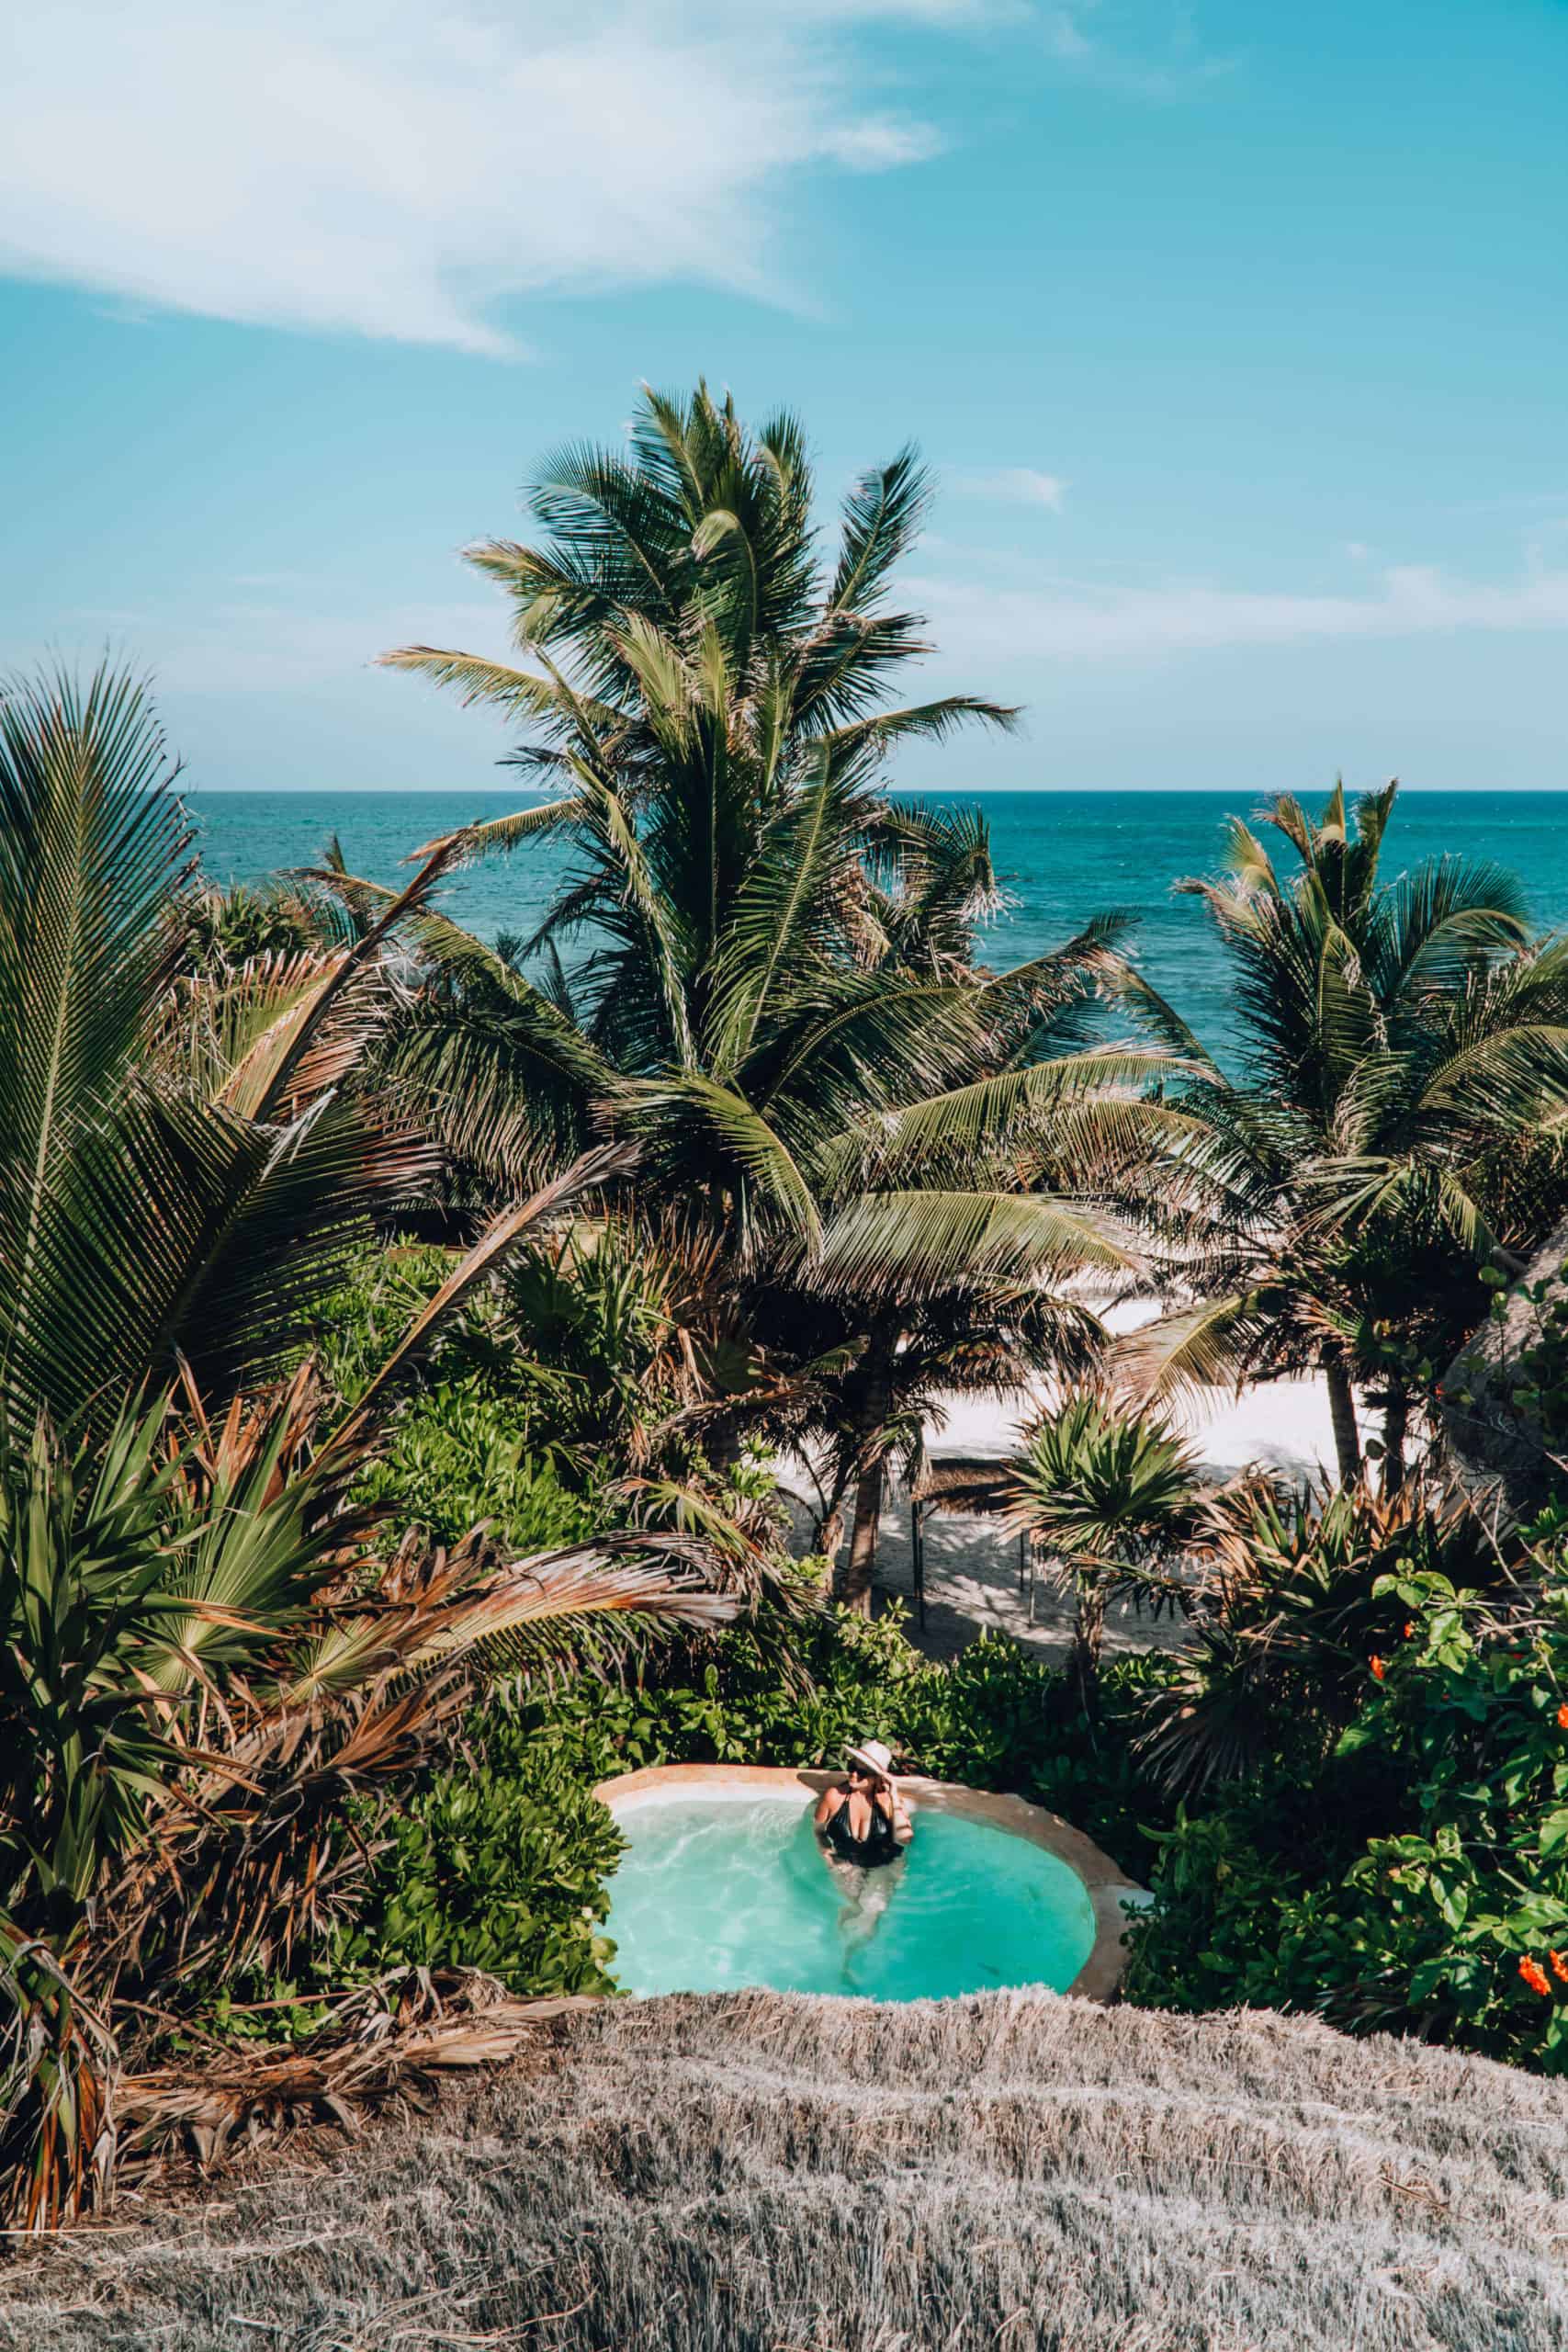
(374, 387, 1195, 1604)
(1116, 783, 1568, 1487)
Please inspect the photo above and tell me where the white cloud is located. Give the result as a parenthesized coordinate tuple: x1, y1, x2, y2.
(57, 594, 513, 695)
(911, 560, 1568, 665)
(1042, 1, 1235, 99)
(953, 466, 1068, 511)
(0, 0, 976, 355)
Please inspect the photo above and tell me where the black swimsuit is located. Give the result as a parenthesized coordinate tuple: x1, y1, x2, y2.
(824, 1793, 900, 1868)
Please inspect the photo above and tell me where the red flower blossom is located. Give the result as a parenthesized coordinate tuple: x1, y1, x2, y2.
(1551, 1951, 1568, 1986)
(1403, 1622, 1416, 1639)
(1520, 1957, 1552, 1996)
(1370, 1655, 1386, 1680)
(1557, 1702, 1568, 1731)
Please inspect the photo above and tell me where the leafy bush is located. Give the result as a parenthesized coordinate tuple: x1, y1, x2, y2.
(1125, 1551, 1568, 2074)
(333, 1723, 626, 1997)
(353, 1385, 592, 1555)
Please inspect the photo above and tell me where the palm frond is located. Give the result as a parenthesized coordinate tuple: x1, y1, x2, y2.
(329, 1143, 634, 1452)
(805, 1190, 1134, 1299)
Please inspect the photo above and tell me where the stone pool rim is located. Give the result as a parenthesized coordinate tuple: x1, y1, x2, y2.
(592, 1762, 1146, 2004)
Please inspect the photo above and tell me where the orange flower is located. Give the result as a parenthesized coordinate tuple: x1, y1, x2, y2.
(1551, 1951, 1568, 1985)
(1403, 1622, 1416, 1639)
(1557, 1702, 1568, 1731)
(1520, 1957, 1552, 1996)
(1370, 1655, 1386, 1680)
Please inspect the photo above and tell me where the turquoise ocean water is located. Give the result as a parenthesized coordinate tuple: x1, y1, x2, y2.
(189, 788, 1568, 1053)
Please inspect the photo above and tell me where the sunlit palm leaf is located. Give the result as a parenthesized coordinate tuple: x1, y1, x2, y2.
(805, 1189, 1133, 1299)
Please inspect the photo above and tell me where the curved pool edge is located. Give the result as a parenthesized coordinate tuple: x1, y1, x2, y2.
(592, 1762, 1147, 2004)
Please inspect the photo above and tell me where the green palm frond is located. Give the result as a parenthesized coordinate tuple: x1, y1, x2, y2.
(402, 793, 593, 869)
(0, 664, 196, 1412)
(1114, 1291, 1269, 1404)
(1004, 1387, 1204, 1564)
(827, 448, 932, 616)
(805, 1189, 1133, 1299)
(627, 1075, 823, 1257)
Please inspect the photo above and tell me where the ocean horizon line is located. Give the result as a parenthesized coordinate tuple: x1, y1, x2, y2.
(184, 781, 1568, 798)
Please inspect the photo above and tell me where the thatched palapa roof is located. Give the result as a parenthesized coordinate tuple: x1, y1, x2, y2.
(7, 1987, 1568, 2350)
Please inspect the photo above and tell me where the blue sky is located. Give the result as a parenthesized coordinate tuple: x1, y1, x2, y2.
(4, 0, 1566, 792)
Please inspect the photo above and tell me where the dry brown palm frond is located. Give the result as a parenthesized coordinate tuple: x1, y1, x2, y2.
(0, 1937, 119, 2233)
(116, 1970, 591, 2180)
(171, 1353, 328, 1510)
(96, 1520, 739, 2004)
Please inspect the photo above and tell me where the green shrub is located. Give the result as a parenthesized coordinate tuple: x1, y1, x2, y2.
(354, 1385, 592, 1555)
(333, 1724, 626, 1997)
(1125, 1555, 1568, 2073)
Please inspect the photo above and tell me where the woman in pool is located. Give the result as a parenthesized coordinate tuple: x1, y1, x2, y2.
(814, 1740, 913, 1943)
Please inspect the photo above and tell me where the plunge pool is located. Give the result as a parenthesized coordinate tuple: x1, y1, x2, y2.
(598, 1771, 1130, 2003)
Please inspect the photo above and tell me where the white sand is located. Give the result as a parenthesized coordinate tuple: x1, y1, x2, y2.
(917, 1295, 1377, 1485)
(776, 1297, 1379, 1661)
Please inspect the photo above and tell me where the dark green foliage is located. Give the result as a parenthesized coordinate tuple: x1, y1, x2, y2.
(1125, 1544, 1568, 2075)
(333, 1724, 626, 1997)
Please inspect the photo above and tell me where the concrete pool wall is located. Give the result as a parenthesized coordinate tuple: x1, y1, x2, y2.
(593, 1762, 1148, 2003)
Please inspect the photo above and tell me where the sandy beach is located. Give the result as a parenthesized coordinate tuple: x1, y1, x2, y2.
(780, 1296, 1379, 1664)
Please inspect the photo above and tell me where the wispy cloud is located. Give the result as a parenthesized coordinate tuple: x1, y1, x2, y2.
(56, 594, 513, 695)
(1043, 2, 1235, 100)
(0, 1, 980, 356)
(912, 560, 1568, 664)
(953, 466, 1068, 512)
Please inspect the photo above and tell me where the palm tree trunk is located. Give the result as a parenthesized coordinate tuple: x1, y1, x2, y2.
(815, 1462, 853, 1575)
(837, 1339, 895, 1616)
(841, 1453, 886, 1617)
(704, 1409, 742, 1475)
(1382, 1384, 1410, 1497)
(1325, 1363, 1362, 1487)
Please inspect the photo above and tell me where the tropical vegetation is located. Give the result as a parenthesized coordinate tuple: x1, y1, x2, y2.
(13, 380, 1568, 2251)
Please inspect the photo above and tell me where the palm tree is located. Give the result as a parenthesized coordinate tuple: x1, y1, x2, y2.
(0, 662, 461, 1430)
(1116, 783, 1568, 1489)
(371, 386, 1191, 1605)
(1004, 1388, 1205, 1682)
(0, 1356, 739, 2228)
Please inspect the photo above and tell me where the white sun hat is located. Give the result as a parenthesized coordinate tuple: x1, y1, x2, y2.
(846, 1738, 895, 1782)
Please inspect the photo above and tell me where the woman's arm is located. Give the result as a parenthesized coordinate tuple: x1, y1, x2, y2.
(878, 1784, 915, 1846)
(814, 1785, 845, 1834)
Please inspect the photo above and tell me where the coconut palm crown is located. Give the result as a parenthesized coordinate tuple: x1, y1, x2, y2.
(1118, 781, 1568, 1485)
(376, 385, 1195, 1600)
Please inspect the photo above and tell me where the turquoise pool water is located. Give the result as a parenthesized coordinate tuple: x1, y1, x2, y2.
(603, 1792, 1098, 2001)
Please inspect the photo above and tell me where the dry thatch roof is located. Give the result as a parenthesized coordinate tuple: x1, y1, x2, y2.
(6, 1987, 1568, 2350)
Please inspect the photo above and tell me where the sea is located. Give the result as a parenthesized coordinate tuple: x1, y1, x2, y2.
(187, 788, 1568, 1057)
